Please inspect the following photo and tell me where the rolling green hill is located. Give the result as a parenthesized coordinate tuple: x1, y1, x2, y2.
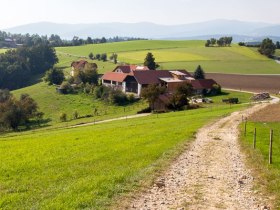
(0, 96, 252, 209)
(56, 40, 280, 74)
(13, 82, 147, 128)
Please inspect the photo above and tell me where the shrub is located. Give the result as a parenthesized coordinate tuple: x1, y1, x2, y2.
(94, 85, 110, 100)
(59, 113, 67, 122)
(137, 107, 151, 114)
(44, 68, 65, 85)
(60, 81, 73, 94)
(212, 84, 222, 95)
(73, 110, 79, 119)
(128, 94, 136, 103)
(109, 89, 128, 105)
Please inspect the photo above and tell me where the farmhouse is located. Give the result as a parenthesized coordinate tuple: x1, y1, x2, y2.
(70, 60, 88, 77)
(101, 65, 218, 96)
(70, 60, 98, 84)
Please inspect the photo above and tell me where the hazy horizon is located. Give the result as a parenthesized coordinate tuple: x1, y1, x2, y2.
(1, 0, 280, 30)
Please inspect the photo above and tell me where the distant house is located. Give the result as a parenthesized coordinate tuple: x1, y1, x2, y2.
(0, 38, 17, 48)
(70, 60, 88, 77)
(70, 60, 98, 84)
(101, 65, 218, 96)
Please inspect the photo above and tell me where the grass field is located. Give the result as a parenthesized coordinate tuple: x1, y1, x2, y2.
(0, 49, 7, 54)
(56, 52, 117, 75)
(240, 104, 280, 208)
(12, 82, 148, 128)
(56, 40, 280, 74)
(0, 100, 249, 209)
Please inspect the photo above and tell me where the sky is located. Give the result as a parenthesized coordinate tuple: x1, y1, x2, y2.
(1, 0, 280, 29)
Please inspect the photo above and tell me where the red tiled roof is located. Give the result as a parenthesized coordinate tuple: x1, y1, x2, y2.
(101, 72, 128, 82)
(190, 79, 217, 90)
(71, 60, 88, 69)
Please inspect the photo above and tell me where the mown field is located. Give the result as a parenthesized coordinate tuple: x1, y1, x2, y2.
(241, 103, 280, 208)
(0, 96, 252, 209)
(56, 40, 280, 74)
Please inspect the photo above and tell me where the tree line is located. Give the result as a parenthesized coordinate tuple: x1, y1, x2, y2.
(0, 43, 58, 90)
(238, 38, 280, 58)
(205, 37, 233, 47)
(0, 31, 147, 48)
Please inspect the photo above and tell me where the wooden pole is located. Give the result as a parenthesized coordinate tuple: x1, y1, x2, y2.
(253, 127, 256, 149)
(269, 129, 273, 164)
(244, 120, 247, 137)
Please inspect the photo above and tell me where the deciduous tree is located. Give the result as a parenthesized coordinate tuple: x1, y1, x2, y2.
(258, 38, 276, 58)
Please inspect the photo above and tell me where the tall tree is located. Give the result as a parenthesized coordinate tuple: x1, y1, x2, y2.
(258, 38, 276, 58)
(44, 68, 65, 85)
(193, 65, 205, 79)
(79, 63, 98, 85)
(210, 38, 216, 46)
(144, 52, 159, 70)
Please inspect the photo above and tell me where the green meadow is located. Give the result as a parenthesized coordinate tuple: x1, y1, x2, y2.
(241, 121, 280, 207)
(56, 40, 280, 74)
(0, 48, 7, 54)
(0, 100, 250, 210)
(13, 82, 148, 127)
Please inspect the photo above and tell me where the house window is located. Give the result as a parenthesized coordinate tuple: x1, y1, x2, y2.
(103, 80, 111, 84)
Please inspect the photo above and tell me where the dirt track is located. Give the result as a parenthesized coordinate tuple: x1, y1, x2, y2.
(206, 73, 280, 94)
(129, 100, 278, 209)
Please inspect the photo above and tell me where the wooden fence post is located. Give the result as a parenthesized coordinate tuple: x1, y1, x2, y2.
(253, 127, 256, 149)
(244, 120, 247, 137)
(269, 129, 273, 164)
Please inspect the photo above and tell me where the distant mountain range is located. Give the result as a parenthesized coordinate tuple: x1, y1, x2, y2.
(3, 19, 280, 42)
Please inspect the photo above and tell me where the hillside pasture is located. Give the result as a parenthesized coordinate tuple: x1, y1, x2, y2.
(0, 100, 249, 210)
(56, 52, 117, 74)
(12, 82, 147, 127)
(56, 40, 204, 56)
(56, 41, 280, 74)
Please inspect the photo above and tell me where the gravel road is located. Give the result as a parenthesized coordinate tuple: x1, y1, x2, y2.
(129, 102, 275, 210)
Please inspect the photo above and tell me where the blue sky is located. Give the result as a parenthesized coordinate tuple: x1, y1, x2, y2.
(1, 0, 279, 29)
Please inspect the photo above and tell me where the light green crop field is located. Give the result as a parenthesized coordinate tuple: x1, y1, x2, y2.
(0, 49, 7, 54)
(12, 82, 147, 127)
(0, 99, 249, 209)
(241, 122, 280, 207)
(56, 40, 280, 74)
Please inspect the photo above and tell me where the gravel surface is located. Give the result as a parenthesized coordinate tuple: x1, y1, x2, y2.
(129, 103, 274, 210)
